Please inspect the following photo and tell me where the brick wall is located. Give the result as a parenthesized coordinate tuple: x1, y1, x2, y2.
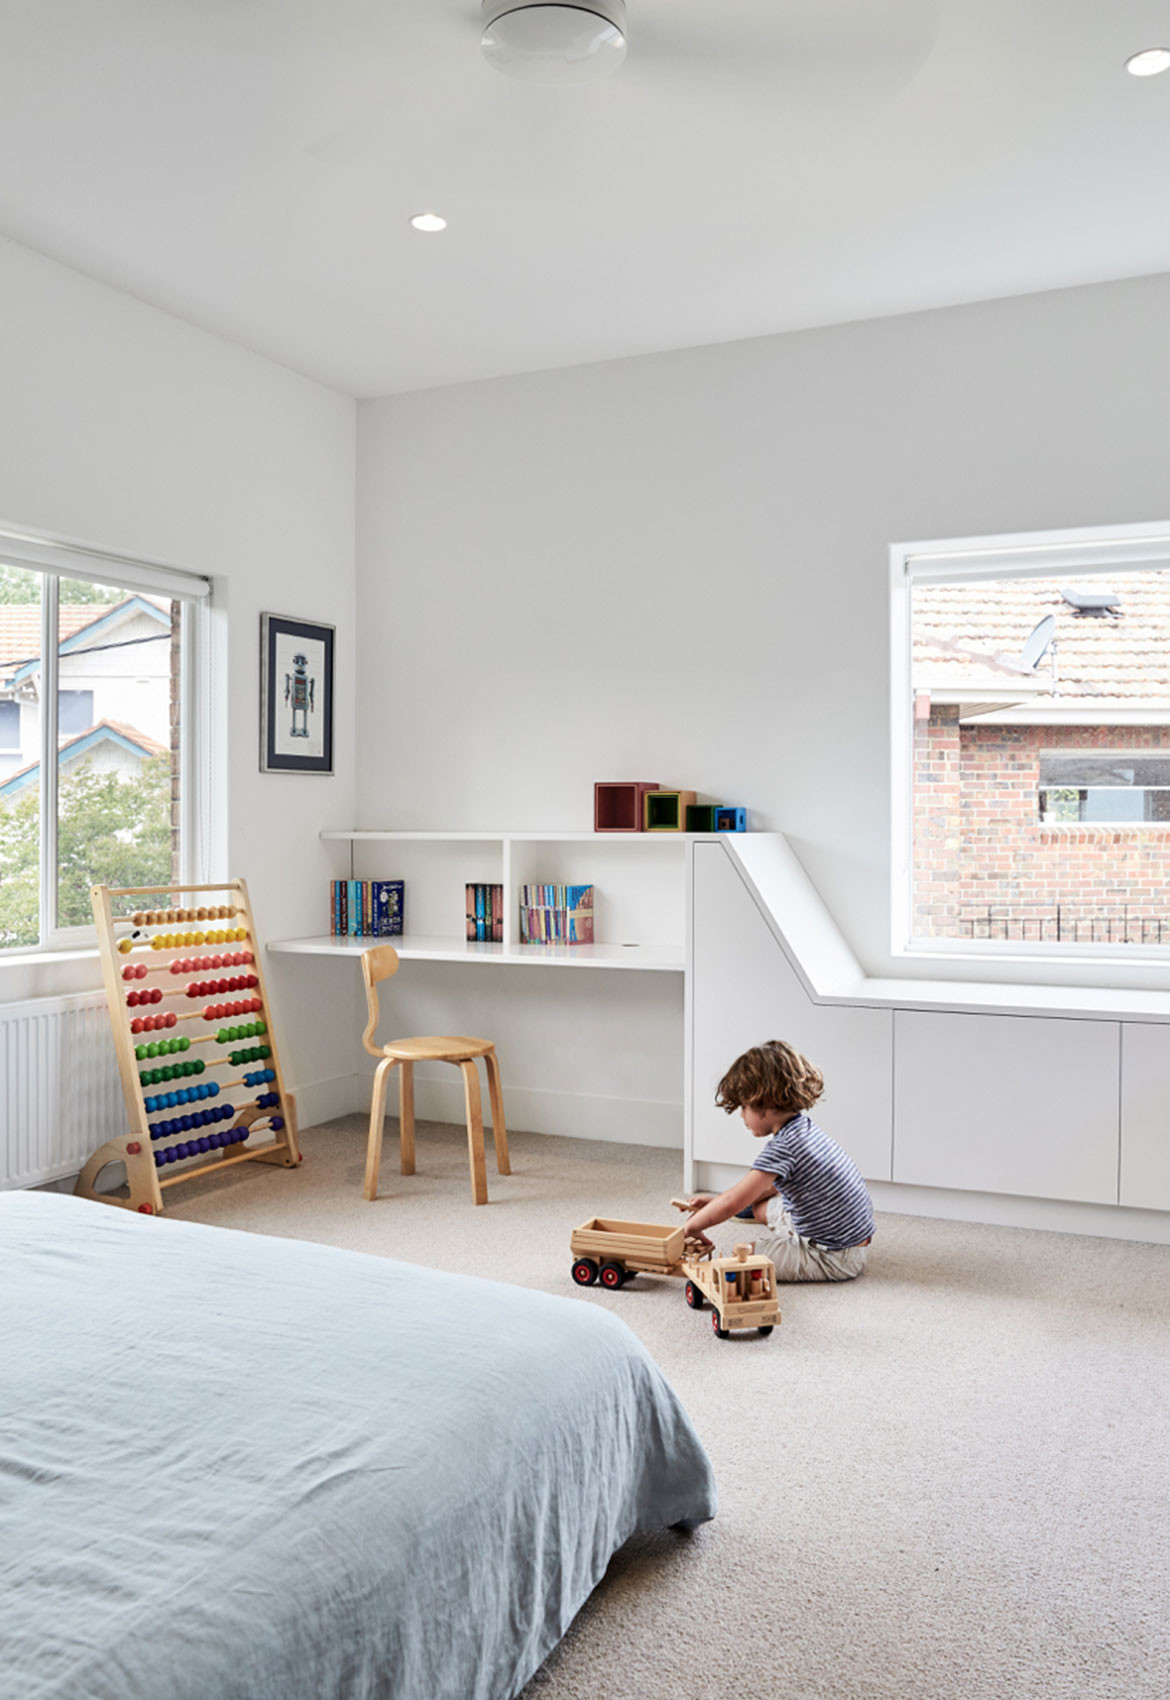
(912, 712, 1170, 942)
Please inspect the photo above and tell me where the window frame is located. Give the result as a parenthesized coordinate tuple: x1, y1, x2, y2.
(890, 517, 1170, 968)
(0, 526, 211, 957)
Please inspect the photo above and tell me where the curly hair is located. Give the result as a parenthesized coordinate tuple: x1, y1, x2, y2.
(715, 1040, 824, 1116)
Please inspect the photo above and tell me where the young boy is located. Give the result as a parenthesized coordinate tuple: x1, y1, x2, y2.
(679, 1039, 874, 1282)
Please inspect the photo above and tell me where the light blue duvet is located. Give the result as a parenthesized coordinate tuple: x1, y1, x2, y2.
(0, 1192, 715, 1700)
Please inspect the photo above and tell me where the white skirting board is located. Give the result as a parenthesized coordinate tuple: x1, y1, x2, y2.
(693, 1162, 1170, 1246)
(348, 1068, 683, 1149)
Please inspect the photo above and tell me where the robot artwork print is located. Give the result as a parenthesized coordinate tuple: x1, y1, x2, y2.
(260, 612, 335, 774)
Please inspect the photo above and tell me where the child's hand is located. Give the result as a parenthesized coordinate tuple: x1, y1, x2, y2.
(685, 1227, 714, 1251)
(671, 1194, 714, 1214)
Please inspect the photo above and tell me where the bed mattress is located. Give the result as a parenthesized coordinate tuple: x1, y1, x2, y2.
(0, 1191, 715, 1700)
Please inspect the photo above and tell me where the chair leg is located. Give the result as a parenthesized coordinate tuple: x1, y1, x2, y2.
(459, 1060, 489, 1206)
(364, 1058, 396, 1201)
(399, 1060, 416, 1175)
(483, 1049, 511, 1176)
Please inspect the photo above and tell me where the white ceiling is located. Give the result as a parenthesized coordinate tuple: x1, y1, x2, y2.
(1, 1, 1169, 397)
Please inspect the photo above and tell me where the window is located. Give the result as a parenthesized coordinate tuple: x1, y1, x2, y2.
(0, 533, 210, 952)
(1038, 755, 1170, 824)
(891, 521, 1170, 959)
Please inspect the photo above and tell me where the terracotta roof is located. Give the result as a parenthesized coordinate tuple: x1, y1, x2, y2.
(0, 604, 105, 675)
(0, 719, 168, 791)
(912, 572, 1170, 703)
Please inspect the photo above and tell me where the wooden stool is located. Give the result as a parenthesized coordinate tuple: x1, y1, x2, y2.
(360, 945, 511, 1205)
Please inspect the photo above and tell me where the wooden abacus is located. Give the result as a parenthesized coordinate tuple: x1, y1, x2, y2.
(76, 878, 301, 1215)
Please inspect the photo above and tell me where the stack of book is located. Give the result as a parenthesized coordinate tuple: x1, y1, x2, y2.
(466, 883, 504, 943)
(330, 880, 404, 937)
(519, 884, 594, 945)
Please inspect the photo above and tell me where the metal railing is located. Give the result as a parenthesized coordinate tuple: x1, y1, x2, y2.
(958, 904, 1170, 944)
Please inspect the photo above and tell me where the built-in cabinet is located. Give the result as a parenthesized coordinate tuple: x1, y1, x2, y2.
(892, 1011, 1119, 1203)
(690, 835, 1170, 1223)
(1120, 1023, 1170, 1211)
(690, 841, 893, 1180)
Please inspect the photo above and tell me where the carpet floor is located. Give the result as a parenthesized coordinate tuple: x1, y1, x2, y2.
(166, 1115, 1170, 1700)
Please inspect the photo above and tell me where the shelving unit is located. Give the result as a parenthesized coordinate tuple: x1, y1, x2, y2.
(268, 830, 717, 973)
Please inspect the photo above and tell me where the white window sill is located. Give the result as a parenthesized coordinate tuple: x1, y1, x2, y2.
(0, 946, 99, 969)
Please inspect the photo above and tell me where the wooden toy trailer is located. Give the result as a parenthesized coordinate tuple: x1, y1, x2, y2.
(681, 1242, 781, 1338)
(570, 1217, 691, 1289)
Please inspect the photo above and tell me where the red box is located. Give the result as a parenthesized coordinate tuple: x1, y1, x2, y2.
(594, 781, 660, 832)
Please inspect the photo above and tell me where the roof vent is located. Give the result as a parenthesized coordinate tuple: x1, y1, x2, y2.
(1060, 585, 1121, 616)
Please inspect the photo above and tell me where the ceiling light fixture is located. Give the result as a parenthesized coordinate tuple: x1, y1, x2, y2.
(481, 1, 627, 85)
(410, 212, 447, 233)
(1125, 47, 1170, 77)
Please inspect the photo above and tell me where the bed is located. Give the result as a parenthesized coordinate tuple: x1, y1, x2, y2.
(0, 1192, 715, 1700)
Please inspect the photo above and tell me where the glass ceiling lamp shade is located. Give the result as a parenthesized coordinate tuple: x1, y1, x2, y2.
(481, 1, 627, 85)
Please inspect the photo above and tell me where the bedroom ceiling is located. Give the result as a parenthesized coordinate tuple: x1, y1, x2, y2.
(1, 1, 1168, 397)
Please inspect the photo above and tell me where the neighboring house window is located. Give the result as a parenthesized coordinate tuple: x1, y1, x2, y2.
(58, 689, 94, 736)
(892, 522, 1170, 958)
(0, 540, 210, 952)
(1038, 755, 1170, 824)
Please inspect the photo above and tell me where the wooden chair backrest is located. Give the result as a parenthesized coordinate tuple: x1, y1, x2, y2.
(361, 946, 401, 1057)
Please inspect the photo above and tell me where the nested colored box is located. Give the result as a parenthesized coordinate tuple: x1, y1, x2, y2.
(594, 781, 660, 832)
(644, 790, 697, 831)
(714, 807, 747, 832)
(685, 805, 717, 832)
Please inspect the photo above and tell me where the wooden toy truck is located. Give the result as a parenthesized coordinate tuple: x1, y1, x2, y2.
(570, 1217, 692, 1288)
(569, 1218, 780, 1339)
(682, 1241, 781, 1339)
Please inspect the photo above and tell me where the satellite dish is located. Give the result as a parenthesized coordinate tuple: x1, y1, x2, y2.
(1019, 615, 1056, 671)
(1060, 585, 1121, 614)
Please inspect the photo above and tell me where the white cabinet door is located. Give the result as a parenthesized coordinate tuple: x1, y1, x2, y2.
(893, 1010, 1119, 1203)
(1120, 1023, 1170, 1210)
(691, 843, 892, 1180)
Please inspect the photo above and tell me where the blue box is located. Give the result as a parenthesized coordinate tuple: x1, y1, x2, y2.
(714, 807, 746, 832)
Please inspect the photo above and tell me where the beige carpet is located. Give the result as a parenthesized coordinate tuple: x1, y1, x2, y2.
(167, 1115, 1170, 1700)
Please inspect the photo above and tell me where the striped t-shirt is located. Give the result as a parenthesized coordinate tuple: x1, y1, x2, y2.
(752, 1113, 874, 1251)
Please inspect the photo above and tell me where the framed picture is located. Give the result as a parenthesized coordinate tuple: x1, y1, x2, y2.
(260, 612, 334, 774)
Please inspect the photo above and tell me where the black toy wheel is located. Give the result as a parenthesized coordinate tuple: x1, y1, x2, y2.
(600, 1261, 625, 1289)
(685, 1281, 704, 1310)
(757, 1325, 774, 1337)
(712, 1312, 730, 1340)
(571, 1258, 598, 1286)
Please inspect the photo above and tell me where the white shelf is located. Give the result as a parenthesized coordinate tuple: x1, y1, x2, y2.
(320, 830, 721, 844)
(267, 934, 685, 973)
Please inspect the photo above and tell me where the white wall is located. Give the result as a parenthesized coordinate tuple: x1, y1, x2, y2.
(355, 271, 1170, 1139)
(0, 234, 359, 1120)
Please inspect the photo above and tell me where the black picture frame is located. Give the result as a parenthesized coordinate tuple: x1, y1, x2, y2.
(259, 612, 334, 775)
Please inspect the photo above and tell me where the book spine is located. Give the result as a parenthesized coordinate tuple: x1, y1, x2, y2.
(492, 883, 503, 943)
(476, 883, 486, 942)
(466, 883, 476, 941)
(346, 879, 358, 937)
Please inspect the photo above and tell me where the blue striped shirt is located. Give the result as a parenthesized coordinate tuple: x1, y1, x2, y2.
(751, 1113, 874, 1251)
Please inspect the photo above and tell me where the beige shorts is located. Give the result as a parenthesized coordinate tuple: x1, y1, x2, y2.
(744, 1196, 869, 1283)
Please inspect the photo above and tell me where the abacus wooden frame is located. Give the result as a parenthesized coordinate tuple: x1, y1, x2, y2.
(77, 877, 301, 1214)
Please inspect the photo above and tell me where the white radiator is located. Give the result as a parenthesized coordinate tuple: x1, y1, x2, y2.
(0, 992, 125, 1189)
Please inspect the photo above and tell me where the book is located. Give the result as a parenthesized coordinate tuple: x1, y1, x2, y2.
(371, 879, 404, 937)
(518, 883, 594, 946)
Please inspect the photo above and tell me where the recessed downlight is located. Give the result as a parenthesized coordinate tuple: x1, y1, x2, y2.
(1125, 47, 1170, 77)
(410, 212, 447, 233)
